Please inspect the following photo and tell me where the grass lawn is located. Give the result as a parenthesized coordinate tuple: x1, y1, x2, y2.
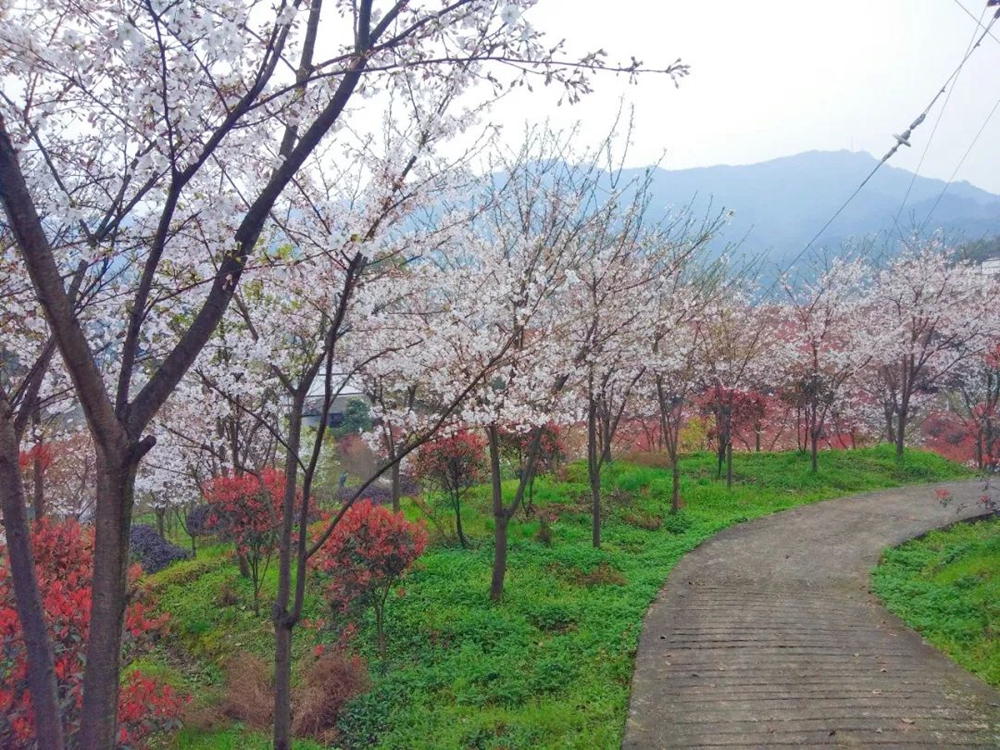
(146, 446, 968, 749)
(872, 514, 1000, 689)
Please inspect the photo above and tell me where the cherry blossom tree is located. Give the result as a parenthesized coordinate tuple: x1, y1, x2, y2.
(449, 137, 619, 597)
(649, 308, 706, 513)
(0, 3, 689, 746)
(781, 258, 874, 471)
(571, 212, 718, 547)
(696, 291, 789, 487)
(944, 341, 1000, 471)
(863, 245, 1000, 458)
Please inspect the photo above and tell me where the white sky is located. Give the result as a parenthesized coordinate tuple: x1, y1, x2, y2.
(489, 0, 1000, 193)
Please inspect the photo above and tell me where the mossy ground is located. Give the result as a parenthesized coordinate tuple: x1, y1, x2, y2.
(144, 446, 967, 749)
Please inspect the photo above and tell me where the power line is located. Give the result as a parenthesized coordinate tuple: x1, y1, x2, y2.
(921, 90, 1000, 232)
(774, 5, 1000, 288)
(951, 0, 1000, 47)
(892, 3, 987, 233)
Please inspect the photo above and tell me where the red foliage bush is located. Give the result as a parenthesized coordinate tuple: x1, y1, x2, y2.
(0, 519, 185, 748)
(17, 443, 53, 474)
(412, 430, 485, 545)
(202, 468, 288, 614)
(202, 468, 285, 549)
(311, 500, 426, 657)
(413, 430, 487, 489)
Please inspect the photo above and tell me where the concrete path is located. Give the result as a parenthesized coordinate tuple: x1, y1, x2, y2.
(624, 481, 1000, 749)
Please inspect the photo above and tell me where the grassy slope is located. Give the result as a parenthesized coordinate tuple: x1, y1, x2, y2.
(872, 515, 1000, 689)
(149, 446, 967, 750)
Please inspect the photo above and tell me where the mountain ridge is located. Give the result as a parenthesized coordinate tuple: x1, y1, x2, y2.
(618, 150, 1000, 262)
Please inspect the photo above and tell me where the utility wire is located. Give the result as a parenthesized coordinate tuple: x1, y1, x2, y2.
(773, 5, 1000, 291)
(951, 0, 1000, 46)
(892, 3, 987, 234)
(921, 90, 1000, 231)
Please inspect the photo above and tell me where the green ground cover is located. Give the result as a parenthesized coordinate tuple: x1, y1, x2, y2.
(872, 514, 1000, 689)
(146, 446, 967, 749)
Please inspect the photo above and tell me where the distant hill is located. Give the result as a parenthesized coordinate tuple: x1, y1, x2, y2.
(620, 150, 1000, 265)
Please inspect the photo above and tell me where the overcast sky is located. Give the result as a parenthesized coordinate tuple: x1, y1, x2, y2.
(488, 0, 1000, 194)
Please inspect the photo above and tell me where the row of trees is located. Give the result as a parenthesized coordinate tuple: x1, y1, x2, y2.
(0, 0, 698, 746)
(3, 2, 1000, 748)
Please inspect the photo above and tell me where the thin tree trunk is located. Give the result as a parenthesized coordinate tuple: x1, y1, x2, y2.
(273, 398, 304, 750)
(600, 409, 613, 466)
(671, 457, 681, 514)
(810, 431, 819, 473)
(588, 396, 602, 549)
(726, 442, 733, 489)
(884, 405, 896, 446)
(895, 407, 908, 459)
(31, 404, 44, 519)
(0, 404, 65, 750)
(487, 426, 507, 602)
(375, 599, 386, 659)
(78, 446, 138, 750)
(391, 460, 401, 512)
(237, 552, 250, 578)
(454, 494, 468, 549)
(274, 622, 293, 747)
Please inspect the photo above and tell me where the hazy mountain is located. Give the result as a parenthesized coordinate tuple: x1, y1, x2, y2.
(621, 150, 1000, 265)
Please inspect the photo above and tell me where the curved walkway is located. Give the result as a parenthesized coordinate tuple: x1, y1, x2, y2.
(624, 481, 1000, 748)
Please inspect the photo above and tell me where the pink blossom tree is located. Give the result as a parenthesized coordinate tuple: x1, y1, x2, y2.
(781, 258, 874, 471)
(862, 245, 1000, 458)
(0, 4, 689, 746)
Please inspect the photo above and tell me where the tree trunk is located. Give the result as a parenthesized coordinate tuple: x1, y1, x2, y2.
(895, 407, 907, 459)
(488, 426, 507, 602)
(238, 552, 251, 579)
(810, 431, 819, 473)
(671, 457, 681, 514)
(588, 397, 602, 549)
(454, 494, 468, 549)
(600, 409, 613, 466)
(78, 446, 138, 750)
(884, 405, 896, 446)
(156, 506, 166, 537)
(273, 399, 304, 750)
(0, 405, 65, 750)
(725, 442, 733, 489)
(375, 594, 388, 659)
(274, 621, 294, 750)
(590, 464, 601, 549)
(391, 460, 401, 513)
(31, 404, 44, 519)
(490, 510, 509, 602)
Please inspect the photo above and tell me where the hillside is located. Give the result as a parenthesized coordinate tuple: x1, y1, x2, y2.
(621, 150, 1000, 264)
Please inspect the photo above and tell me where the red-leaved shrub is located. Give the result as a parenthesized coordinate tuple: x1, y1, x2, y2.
(311, 500, 426, 657)
(413, 430, 485, 547)
(202, 468, 288, 615)
(0, 519, 186, 748)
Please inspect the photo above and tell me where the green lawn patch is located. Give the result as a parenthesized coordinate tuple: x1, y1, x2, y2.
(152, 446, 967, 749)
(872, 514, 1000, 689)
